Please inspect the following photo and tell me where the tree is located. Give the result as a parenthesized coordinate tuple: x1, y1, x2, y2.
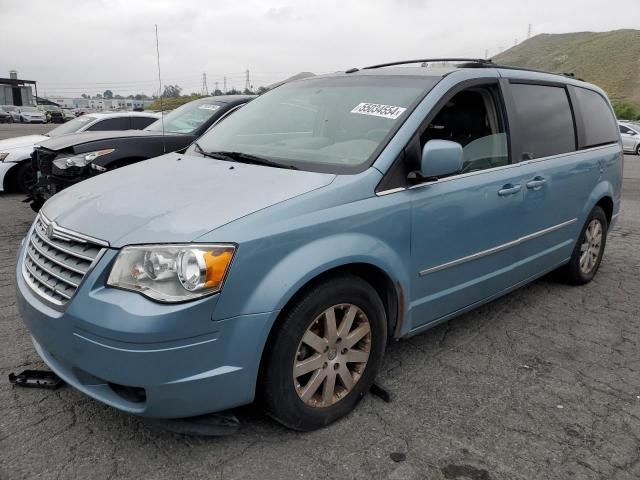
(257, 86, 268, 95)
(162, 84, 182, 97)
(243, 88, 255, 95)
(95, 93, 103, 99)
(103, 90, 113, 99)
(612, 101, 639, 120)
(81, 93, 88, 99)
(212, 89, 223, 96)
(114, 94, 123, 99)
(227, 88, 241, 95)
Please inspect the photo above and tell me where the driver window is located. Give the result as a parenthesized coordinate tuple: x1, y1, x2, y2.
(420, 86, 508, 174)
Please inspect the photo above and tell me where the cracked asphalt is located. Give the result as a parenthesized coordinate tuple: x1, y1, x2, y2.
(1, 126, 638, 480)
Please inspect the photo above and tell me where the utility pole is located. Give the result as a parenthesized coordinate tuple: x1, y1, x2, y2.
(214, 81, 219, 95)
(223, 77, 227, 94)
(484, 49, 489, 59)
(244, 69, 251, 92)
(527, 24, 532, 39)
(201, 72, 209, 96)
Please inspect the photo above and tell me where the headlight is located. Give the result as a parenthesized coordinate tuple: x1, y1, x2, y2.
(52, 149, 114, 170)
(0, 153, 8, 162)
(107, 244, 236, 303)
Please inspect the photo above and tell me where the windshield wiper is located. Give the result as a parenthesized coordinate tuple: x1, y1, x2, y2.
(193, 142, 227, 160)
(194, 145, 297, 170)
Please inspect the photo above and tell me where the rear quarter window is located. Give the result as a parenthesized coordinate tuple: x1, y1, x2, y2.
(130, 116, 157, 129)
(573, 87, 618, 148)
(510, 83, 576, 160)
(86, 117, 130, 131)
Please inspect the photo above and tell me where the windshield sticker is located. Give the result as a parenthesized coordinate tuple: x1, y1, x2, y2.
(199, 104, 220, 111)
(351, 102, 406, 120)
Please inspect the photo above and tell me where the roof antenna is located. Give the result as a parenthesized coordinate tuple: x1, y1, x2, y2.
(155, 24, 166, 153)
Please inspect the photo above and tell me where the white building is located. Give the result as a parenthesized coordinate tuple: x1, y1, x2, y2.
(46, 97, 154, 110)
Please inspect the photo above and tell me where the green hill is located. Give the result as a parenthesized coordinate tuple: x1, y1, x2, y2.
(494, 30, 640, 116)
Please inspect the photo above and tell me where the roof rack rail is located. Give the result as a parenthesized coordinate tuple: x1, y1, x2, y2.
(360, 58, 581, 80)
(362, 58, 493, 69)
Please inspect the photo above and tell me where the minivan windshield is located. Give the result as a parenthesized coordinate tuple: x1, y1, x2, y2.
(190, 75, 437, 173)
(47, 115, 97, 137)
(145, 100, 225, 135)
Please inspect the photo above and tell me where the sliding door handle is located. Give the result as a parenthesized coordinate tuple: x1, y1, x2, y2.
(526, 176, 547, 190)
(498, 184, 521, 196)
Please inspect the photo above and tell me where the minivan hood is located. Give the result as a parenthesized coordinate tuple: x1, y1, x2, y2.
(42, 152, 335, 246)
(0, 134, 49, 151)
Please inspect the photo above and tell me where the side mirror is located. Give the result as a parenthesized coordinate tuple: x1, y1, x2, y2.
(420, 140, 463, 179)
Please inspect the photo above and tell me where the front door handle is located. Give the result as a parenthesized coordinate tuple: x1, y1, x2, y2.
(526, 176, 547, 190)
(498, 184, 522, 196)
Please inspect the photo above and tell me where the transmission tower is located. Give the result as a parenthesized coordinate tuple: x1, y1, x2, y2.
(244, 70, 251, 92)
(214, 81, 219, 94)
(201, 73, 209, 96)
(223, 77, 227, 94)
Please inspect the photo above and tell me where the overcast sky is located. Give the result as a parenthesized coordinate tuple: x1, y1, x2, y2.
(1, 0, 638, 98)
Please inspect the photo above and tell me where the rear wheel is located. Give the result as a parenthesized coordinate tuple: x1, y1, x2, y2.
(559, 206, 608, 285)
(262, 275, 387, 431)
(636, 144, 640, 156)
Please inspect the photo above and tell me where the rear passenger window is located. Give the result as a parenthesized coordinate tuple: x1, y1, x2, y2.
(130, 116, 157, 129)
(87, 117, 130, 131)
(510, 83, 575, 160)
(574, 88, 618, 147)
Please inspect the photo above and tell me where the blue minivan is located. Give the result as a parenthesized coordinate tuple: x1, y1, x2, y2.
(16, 59, 623, 430)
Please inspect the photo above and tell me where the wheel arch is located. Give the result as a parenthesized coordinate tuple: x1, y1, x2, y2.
(582, 180, 616, 229)
(255, 261, 404, 398)
(2, 159, 29, 192)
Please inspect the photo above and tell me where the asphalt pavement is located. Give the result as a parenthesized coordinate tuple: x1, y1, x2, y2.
(1, 125, 639, 480)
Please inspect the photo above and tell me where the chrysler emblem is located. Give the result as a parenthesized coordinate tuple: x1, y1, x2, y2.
(46, 223, 55, 240)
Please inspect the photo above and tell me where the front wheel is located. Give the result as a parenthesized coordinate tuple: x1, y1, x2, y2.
(15, 162, 36, 194)
(559, 206, 608, 284)
(262, 275, 387, 431)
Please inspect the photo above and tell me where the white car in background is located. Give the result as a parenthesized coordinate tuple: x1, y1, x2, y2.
(619, 121, 640, 155)
(15, 106, 47, 123)
(0, 111, 160, 193)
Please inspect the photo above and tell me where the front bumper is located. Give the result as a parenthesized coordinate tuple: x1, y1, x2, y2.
(16, 242, 278, 418)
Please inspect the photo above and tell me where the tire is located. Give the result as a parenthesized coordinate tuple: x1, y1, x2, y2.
(559, 206, 608, 285)
(636, 144, 640, 156)
(262, 274, 387, 431)
(14, 162, 36, 194)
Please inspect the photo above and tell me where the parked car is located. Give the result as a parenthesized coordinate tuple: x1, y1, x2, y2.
(1, 105, 20, 122)
(619, 121, 640, 155)
(0, 107, 12, 123)
(15, 106, 47, 123)
(15, 60, 622, 431)
(28, 95, 253, 208)
(1, 112, 160, 193)
(61, 109, 76, 122)
(39, 105, 65, 123)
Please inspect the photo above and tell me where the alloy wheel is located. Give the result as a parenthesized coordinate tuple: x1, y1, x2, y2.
(579, 219, 603, 274)
(293, 303, 371, 408)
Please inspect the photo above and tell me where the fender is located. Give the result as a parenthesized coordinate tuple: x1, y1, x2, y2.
(0, 147, 33, 191)
(581, 178, 617, 228)
(213, 232, 411, 328)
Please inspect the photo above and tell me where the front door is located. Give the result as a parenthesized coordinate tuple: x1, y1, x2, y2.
(408, 82, 524, 328)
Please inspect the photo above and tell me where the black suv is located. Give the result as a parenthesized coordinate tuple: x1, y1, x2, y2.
(29, 95, 254, 210)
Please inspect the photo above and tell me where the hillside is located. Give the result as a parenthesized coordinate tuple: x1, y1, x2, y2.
(494, 30, 640, 110)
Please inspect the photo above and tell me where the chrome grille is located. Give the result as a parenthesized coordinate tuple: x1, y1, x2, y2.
(22, 215, 108, 305)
